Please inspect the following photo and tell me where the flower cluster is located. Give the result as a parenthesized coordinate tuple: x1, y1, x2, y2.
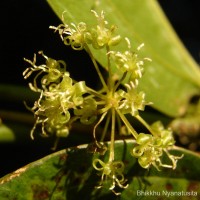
(24, 10, 183, 195)
(23, 52, 88, 139)
(93, 158, 128, 194)
(109, 38, 148, 81)
(132, 121, 183, 170)
(117, 81, 148, 116)
(74, 98, 97, 125)
(50, 10, 121, 50)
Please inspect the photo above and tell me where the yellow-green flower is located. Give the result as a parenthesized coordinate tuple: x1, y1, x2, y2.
(93, 158, 128, 194)
(118, 81, 147, 116)
(132, 122, 182, 170)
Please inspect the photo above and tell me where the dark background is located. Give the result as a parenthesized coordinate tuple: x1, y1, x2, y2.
(0, 0, 199, 177)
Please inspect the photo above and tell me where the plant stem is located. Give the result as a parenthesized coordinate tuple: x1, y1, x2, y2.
(113, 71, 127, 92)
(135, 115, 155, 135)
(116, 110, 138, 139)
(116, 113, 122, 135)
(109, 108, 115, 162)
(84, 45, 109, 92)
(100, 111, 111, 142)
(106, 46, 113, 92)
(93, 111, 107, 147)
(86, 86, 106, 99)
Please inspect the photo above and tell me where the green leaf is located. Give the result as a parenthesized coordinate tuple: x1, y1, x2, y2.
(47, 0, 200, 117)
(0, 122, 15, 142)
(0, 140, 200, 200)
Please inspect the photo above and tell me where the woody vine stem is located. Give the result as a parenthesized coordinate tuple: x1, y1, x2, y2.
(23, 10, 183, 194)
